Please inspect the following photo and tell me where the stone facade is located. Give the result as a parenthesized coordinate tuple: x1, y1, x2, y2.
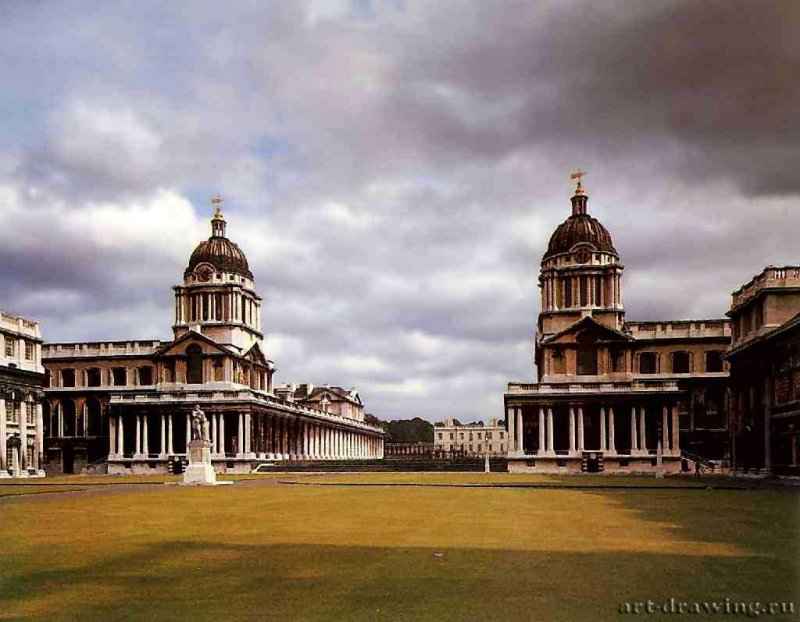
(727, 266, 800, 475)
(0, 311, 45, 477)
(43, 204, 384, 474)
(504, 180, 730, 474)
(434, 418, 508, 457)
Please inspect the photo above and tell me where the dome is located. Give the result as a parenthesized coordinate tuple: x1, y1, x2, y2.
(543, 189, 617, 260)
(184, 207, 254, 279)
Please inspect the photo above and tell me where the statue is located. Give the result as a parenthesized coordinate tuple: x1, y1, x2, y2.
(191, 404, 210, 442)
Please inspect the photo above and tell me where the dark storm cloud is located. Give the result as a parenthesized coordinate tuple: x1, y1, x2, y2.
(0, 1, 797, 420)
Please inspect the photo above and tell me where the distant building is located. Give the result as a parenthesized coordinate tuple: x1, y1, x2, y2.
(727, 266, 800, 475)
(42, 204, 383, 474)
(433, 418, 507, 457)
(504, 178, 730, 474)
(1, 311, 45, 477)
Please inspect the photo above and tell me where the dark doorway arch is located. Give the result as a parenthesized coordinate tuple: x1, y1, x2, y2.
(186, 344, 203, 384)
(86, 398, 103, 437)
(62, 399, 76, 437)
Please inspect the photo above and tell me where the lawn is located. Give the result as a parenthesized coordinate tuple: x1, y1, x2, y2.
(0, 473, 797, 621)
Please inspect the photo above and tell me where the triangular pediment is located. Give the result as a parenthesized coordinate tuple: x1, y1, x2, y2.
(156, 330, 234, 357)
(542, 316, 633, 345)
(243, 342, 270, 366)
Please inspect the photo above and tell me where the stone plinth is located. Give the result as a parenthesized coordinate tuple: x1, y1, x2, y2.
(182, 440, 231, 486)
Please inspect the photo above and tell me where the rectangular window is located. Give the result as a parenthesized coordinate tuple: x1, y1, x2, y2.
(672, 351, 690, 374)
(202, 294, 209, 321)
(579, 276, 588, 306)
(61, 368, 75, 387)
(639, 352, 658, 374)
(138, 366, 153, 385)
(500, 432, 504, 439)
(112, 367, 127, 386)
(564, 277, 572, 307)
(437, 432, 443, 440)
(705, 351, 724, 373)
(24, 341, 33, 360)
(5, 338, 14, 357)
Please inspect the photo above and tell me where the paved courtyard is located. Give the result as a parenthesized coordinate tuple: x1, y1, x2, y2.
(1, 473, 797, 621)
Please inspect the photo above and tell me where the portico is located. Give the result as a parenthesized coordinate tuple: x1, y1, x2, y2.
(505, 382, 682, 473)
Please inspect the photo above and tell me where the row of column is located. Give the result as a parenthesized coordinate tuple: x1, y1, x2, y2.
(507, 404, 680, 456)
(0, 398, 44, 475)
(108, 411, 383, 461)
(541, 270, 622, 312)
(176, 290, 260, 331)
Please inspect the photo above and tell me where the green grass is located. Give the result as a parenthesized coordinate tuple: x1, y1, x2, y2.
(1, 473, 797, 621)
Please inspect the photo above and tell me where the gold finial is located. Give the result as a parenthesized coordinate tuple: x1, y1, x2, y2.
(211, 194, 224, 217)
(570, 169, 586, 194)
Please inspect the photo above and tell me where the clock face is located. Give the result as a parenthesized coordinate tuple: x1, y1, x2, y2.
(197, 265, 213, 282)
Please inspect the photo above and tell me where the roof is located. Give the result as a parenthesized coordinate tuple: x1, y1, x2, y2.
(543, 192, 617, 261)
(185, 210, 253, 279)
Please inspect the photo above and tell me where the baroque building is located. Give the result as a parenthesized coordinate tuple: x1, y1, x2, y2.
(43, 203, 384, 474)
(504, 179, 730, 473)
(434, 418, 508, 457)
(1, 311, 45, 477)
(727, 266, 800, 476)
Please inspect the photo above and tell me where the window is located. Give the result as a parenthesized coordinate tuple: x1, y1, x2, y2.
(469, 432, 473, 441)
(215, 293, 223, 321)
(61, 368, 75, 387)
(164, 359, 176, 383)
(594, 277, 602, 305)
(460, 432, 464, 440)
(487, 432, 493, 440)
(499, 432, 504, 439)
(112, 367, 127, 386)
(639, 352, 658, 374)
(579, 276, 588, 306)
(576, 333, 597, 375)
(564, 277, 573, 307)
(186, 345, 203, 384)
(5, 338, 14, 357)
(212, 360, 223, 382)
(611, 349, 625, 372)
(477, 444, 482, 452)
(706, 351, 723, 372)
(438, 433, 443, 440)
(552, 349, 566, 374)
(500, 444, 504, 452)
(449, 433, 453, 440)
(672, 351, 690, 374)
(138, 366, 153, 385)
(24, 341, 33, 360)
(86, 368, 102, 387)
(477, 432, 482, 440)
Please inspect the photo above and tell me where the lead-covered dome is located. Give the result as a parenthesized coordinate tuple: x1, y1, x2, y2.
(543, 187, 617, 260)
(184, 206, 254, 279)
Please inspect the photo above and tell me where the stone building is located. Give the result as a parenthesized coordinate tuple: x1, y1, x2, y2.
(727, 266, 800, 476)
(274, 384, 365, 421)
(43, 203, 384, 474)
(1, 311, 45, 477)
(433, 418, 508, 457)
(504, 178, 730, 473)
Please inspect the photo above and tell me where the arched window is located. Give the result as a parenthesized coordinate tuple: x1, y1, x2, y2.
(86, 398, 103, 437)
(62, 399, 76, 437)
(186, 344, 203, 384)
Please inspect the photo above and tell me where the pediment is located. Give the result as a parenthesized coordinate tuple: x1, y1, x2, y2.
(543, 316, 633, 345)
(156, 330, 233, 357)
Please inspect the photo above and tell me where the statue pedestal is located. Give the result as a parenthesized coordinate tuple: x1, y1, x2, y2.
(182, 440, 230, 486)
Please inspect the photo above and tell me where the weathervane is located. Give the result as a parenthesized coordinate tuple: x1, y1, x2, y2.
(570, 169, 586, 194)
(211, 194, 224, 217)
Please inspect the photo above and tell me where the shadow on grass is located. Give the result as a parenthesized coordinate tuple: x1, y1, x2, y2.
(2, 539, 796, 622)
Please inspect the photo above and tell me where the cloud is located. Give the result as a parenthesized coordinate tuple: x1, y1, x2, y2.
(0, 1, 797, 421)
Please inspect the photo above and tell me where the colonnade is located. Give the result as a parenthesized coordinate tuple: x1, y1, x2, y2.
(506, 403, 680, 457)
(0, 397, 44, 475)
(108, 410, 383, 461)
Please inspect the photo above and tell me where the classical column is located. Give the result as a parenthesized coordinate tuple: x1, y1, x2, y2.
(661, 406, 669, 454)
(168, 414, 174, 455)
(568, 407, 576, 454)
(219, 414, 225, 456)
(134, 414, 142, 458)
(237, 413, 244, 456)
(507, 407, 516, 453)
(639, 406, 647, 453)
(600, 407, 607, 451)
(109, 412, 116, 457)
(118, 415, 125, 457)
(577, 407, 585, 452)
(142, 414, 149, 457)
(211, 414, 218, 455)
(671, 404, 680, 456)
(538, 408, 545, 455)
(160, 414, 167, 458)
(546, 408, 554, 454)
(630, 407, 638, 453)
(19, 401, 28, 470)
(0, 398, 7, 473)
(608, 407, 616, 454)
(244, 413, 252, 457)
(185, 413, 191, 452)
(283, 418, 289, 458)
(34, 402, 43, 472)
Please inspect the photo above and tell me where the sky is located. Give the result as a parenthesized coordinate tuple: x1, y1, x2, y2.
(1, 1, 797, 423)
